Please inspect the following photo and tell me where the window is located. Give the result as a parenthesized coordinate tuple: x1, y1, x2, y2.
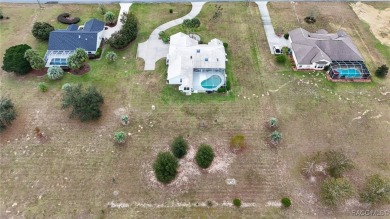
(196, 49, 200, 53)
(205, 58, 208, 61)
(184, 87, 190, 91)
(180, 78, 182, 82)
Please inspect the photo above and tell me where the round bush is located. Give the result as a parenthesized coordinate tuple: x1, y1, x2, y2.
(47, 66, 64, 80)
(281, 197, 291, 207)
(62, 83, 72, 91)
(283, 33, 289, 40)
(2, 44, 32, 75)
(37, 82, 48, 92)
(32, 22, 54, 41)
(114, 131, 126, 144)
(276, 55, 287, 64)
(195, 144, 215, 169)
(233, 198, 241, 207)
(170, 135, 188, 159)
(57, 13, 80, 24)
(105, 51, 118, 62)
(270, 131, 282, 144)
(223, 42, 228, 48)
(153, 152, 179, 184)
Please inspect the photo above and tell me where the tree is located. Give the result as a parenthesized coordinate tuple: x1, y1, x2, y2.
(25, 49, 45, 70)
(2, 44, 32, 75)
(153, 152, 179, 184)
(104, 11, 116, 25)
(0, 97, 17, 132)
(47, 66, 64, 80)
(276, 55, 287, 64)
(321, 178, 354, 206)
(360, 174, 390, 204)
(270, 131, 282, 144)
(375, 65, 389, 78)
(62, 84, 104, 121)
(32, 22, 54, 41)
(182, 18, 201, 34)
(170, 135, 188, 159)
(195, 144, 215, 169)
(114, 131, 126, 144)
(105, 51, 118, 62)
(67, 48, 88, 70)
(324, 150, 354, 178)
(108, 13, 138, 49)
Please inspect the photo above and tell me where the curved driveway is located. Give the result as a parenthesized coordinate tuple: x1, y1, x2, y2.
(137, 2, 206, 70)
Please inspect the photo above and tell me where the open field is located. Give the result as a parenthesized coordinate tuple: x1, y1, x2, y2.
(1, 2, 390, 218)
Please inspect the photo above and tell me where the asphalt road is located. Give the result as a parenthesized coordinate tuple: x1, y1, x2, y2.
(1, 0, 389, 4)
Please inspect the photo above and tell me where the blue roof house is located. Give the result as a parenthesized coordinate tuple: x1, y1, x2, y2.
(44, 19, 105, 67)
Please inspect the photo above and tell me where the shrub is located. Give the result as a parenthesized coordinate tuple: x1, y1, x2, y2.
(108, 13, 138, 49)
(2, 44, 32, 75)
(159, 31, 170, 44)
(281, 197, 291, 207)
(283, 33, 289, 40)
(68, 48, 88, 70)
(98, 4, 106, 15)
(32, 22, 54, 41)
(62, 84, 104, 121)
(230, 135, 245, 151)
(375, 65, 388, 78)
(301, 152, 323, 177)
(62, 83, 72, 91)
(268, 117, 278, 128)
(104, 11, 116, 25)
(0, 97, 17, 132)
(121, 115, 129, 125)
(195, 144, 215, 169)
(24, 49, 45, 70)
(37, 82, 48, 92)
(276, 55, 287, 64)
(105, 51, 118, 62)
(114, 131, 126, 144)
(270, 131, 282, 144)
(360, 174, 390, 204)
(321, 178, 354, 206)
(94, 48, 102, 58)
(170, 135, 188, 159)
(47, 66, 64, 80)
(169, 9, 173, 13)
(191, 18, 201, 28)
(153, 152, 179, 184)
(233, 198, 241, 207)
(324, 150, 354, 178)
(57, 13, 80, 24)
(223, 42, 228, 48)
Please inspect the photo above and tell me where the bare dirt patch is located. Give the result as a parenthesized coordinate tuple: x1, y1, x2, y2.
(351, 2, 390, 47)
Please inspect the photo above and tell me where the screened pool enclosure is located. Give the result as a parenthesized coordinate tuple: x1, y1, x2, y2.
(328, 61, 370, 80)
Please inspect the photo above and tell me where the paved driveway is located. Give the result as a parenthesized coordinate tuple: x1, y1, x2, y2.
(256, 1, 290, 54)
(103, 3, 132, 39)
(137, 2, 206, 70)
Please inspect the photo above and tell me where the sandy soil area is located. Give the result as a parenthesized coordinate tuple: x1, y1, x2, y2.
(351, 2, 390, 46)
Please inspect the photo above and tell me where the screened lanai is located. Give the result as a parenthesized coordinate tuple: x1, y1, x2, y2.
(328, 61, 370, 80)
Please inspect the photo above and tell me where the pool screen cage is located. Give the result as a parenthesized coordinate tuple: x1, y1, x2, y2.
(328, 61, 370, 79)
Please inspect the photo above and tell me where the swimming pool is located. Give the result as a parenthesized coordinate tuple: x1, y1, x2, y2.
(201, 75, 222, 89)
(336, 68, 361, 78)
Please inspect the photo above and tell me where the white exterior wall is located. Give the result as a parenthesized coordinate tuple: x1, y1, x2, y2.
(96, 30, 104, 51)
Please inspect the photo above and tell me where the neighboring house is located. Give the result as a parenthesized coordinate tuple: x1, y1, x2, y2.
(44, 18, 105, 67)
(166, 32, 227, 94)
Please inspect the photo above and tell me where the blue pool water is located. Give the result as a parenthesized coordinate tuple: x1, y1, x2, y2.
(336, 68, 361, 78)
(201, 75, 222, 89)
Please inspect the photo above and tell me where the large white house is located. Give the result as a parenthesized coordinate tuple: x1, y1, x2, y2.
(166, 32, 227, 94)
(288, 28, 364, 70)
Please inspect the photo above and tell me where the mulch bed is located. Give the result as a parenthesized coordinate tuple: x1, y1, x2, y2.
(30, 68, 48, 77)
(68, 63, 90, 76)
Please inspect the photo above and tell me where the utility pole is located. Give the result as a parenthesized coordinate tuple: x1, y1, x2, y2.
(37, 0, 43, 9)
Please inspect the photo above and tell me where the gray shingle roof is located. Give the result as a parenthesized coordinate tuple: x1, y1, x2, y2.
(47, 19, 104, 52)
(289, 28, 363, 64)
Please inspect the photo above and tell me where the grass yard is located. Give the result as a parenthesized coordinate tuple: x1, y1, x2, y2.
(0, 2, 389, 218)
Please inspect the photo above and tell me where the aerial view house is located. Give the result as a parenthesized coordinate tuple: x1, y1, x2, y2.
(166, 32, 227, 94)
(44, 18, 105, 67)
(289, 28, 370, 80)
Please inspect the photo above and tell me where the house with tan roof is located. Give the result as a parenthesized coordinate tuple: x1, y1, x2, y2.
(166, 32, 227, 94)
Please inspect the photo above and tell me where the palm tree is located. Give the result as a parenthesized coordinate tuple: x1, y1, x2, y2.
(104, 11, 116, 25)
